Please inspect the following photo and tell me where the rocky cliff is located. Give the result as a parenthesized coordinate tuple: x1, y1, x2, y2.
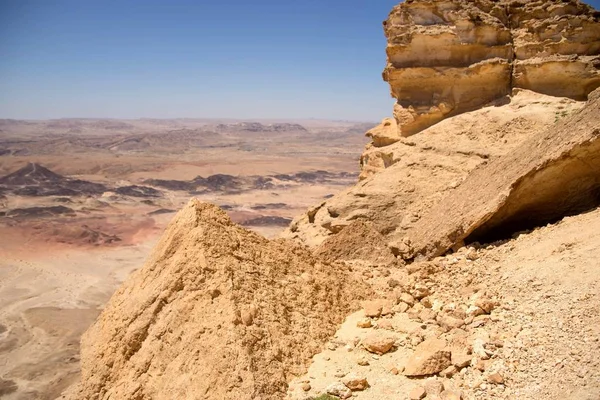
(382, 0, 600, 138)
(285, 0, 600, 247)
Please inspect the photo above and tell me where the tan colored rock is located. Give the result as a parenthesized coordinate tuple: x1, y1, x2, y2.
(365, 118, 401, 148)
(437, 314, 465, 332)
(282, 91, 585, 249)
(342, 373, 369, 391)
(440, 365, 459, 378)
(407, 88, 600, 259)
(301, 383, 311, 392)
(357, 318, 372, 329)
(474, 297, 498, 314)
(73, 201, 370, 400)
(399, 292, 416, 306)
(383, 0, 600, 138)
(441, 390, 463, 400)
(409, 386, 426, 400)
(487, 372, 505, 384)
(362, 299, 394, 318)
(362, 300, 383, 318)
(452, 353, 473, 369)
(404, 338, 452, 376)
(424, 379, 445, 396)
(362, 331, 396, 355)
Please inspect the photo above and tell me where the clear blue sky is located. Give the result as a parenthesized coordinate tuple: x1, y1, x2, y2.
(1, 0, 599, 121)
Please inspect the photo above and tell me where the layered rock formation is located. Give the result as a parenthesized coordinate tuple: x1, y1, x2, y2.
(383, 0, 600, 138)
(284, 90, 584, 247)
(73, 201, 370, 400)
(405, 87, 600, 259)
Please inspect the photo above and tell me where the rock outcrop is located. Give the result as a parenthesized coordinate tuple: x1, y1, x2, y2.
(73, 200, 370, 400)
(383, 0, 600, 138)
(405, 87, 600, 259)
(283, 90, 584, 247)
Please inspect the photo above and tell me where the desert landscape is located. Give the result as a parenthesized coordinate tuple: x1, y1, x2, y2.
(1, 0, 600, 400)
(0, 119, 372, 399)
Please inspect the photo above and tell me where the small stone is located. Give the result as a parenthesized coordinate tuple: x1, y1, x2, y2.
(357, 318, 372, 328)
(452, 353, 472, 368)
(437, 314, 465, 331)
(357, 356, 370, 366)
(473, 339, 492, 360)
(409, 386, 426, 400)
(466, 305, 485, 318)
(342, 373, 369, 391)
(362, 331, 396, 355)
(390, 367, 399, 375)
(377, 319, 394, 330)
(326, 382, 352, 399)
(400, 292, 416, 306)
(465, 248, 479, 261)
(363, 300, 383, 318)
(388, 278, 401, 288)
(419, 309, 438, 322)
(301, 383, 311, 392)
(440, 365, 458, 378)
(421, 297, 433, 308)
(474, 298, 497, 314)
(394, 302, 410, 313)
(487, 372, 505, 384)
(412, 285, 431, 300)
(475, 359, 489, 372)
(328, 343, 337, 351)
(404, 338, 452, 376)
(424, 379, 444, 395)
(441, 390, 463, 400)
(334, 370, 347, 378)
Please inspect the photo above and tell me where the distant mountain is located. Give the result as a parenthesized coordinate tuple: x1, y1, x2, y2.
(0, 163, 108, 196)
(214, 122, 307, 133)
(0, 163, 65, 185)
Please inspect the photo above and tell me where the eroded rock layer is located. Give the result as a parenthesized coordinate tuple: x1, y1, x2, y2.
(73, 201, 370, 400)
(407, 88, 600, 259)
(384, 0, 600, 137)
(284, 90, 583, 247)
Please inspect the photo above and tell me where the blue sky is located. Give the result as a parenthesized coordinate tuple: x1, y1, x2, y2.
(1, 0, 599, 121)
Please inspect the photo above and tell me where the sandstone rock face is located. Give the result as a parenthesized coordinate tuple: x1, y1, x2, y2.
(383, 0, 600, 138)
(72, 200, 370, 400)
(406, 88, 600, 259)
(283, 91, 584, 247)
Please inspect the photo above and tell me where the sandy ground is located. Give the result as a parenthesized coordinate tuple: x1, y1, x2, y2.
(0, 242, 155, 399)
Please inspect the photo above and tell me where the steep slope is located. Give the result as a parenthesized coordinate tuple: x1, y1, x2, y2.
(405, 88, 600, 259)
(72, 200, 370, 400)
(288, 206, 600, 400)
